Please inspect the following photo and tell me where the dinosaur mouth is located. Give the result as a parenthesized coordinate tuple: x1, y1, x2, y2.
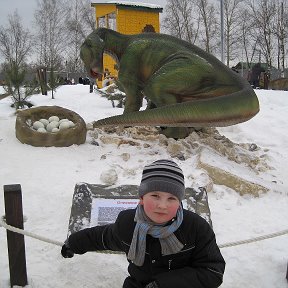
(90, 69, 102, 80)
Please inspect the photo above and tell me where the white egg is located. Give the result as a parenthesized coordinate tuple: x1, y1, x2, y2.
(33, 121, 45, 130)
(59, 121, 71, 130)
(37, 127, 47, 133)
(48, 115, 60, 122)
(51, 120, 59, 127)
(46, 121, 59, 132)
(68, 121, 75, 128)
(39, 118, 49, 127)
(59, 118, 69, 124)
(26, 119, 32, 126)
(51, 127, 59, 133)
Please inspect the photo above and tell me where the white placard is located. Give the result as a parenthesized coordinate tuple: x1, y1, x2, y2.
(90, 198, 139, 227)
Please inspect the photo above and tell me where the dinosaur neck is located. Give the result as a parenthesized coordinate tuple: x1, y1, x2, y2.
(98, 28, 128, 63)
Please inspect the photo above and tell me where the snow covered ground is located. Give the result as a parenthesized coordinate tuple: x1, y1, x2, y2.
(0, 85, 287, 287)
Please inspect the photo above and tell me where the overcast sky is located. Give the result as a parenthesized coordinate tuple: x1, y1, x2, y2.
(0, 0, 167, 30)
(0, 0, 38, 29)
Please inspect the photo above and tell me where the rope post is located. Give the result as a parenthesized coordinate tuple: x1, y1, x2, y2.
(286, 261, 288, 281)
(4, 184, 28, 287)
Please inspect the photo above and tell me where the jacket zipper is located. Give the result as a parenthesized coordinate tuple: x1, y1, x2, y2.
(167, 246, 194, 270)
(168, 259, 172, 270)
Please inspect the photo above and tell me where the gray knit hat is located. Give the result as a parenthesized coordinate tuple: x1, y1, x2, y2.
(139, 159, 185, 201)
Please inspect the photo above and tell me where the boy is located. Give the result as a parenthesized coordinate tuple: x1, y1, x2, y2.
(61, 159, 225, 288)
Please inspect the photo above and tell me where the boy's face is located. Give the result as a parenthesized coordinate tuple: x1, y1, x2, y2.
(139, 191, 180, 224)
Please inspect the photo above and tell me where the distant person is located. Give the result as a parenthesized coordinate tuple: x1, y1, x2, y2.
(83, 76, 90, 85)
(247, 69, 252, 85)
(61, 159, 225, 288)
(251, 63, 265, 88)
(64, 78, 71, 85)
(263, 71, 270, 89)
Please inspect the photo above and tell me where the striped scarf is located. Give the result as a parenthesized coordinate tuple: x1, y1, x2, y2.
(127, 204, 184, 266)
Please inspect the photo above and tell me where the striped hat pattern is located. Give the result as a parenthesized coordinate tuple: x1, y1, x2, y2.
(139, 159, 185, 201)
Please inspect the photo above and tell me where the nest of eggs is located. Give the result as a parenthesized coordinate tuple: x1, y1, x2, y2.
(15, 106, 87, 147)
(32, 116, 76, 133)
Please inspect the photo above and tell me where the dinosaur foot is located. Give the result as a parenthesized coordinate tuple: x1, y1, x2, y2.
(159, 127, 191, 139)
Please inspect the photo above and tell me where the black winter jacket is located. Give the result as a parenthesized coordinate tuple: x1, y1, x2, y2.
(68, 208, 225, 288)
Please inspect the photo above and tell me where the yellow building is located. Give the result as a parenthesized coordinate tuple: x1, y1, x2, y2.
(90, 0, 163, 86)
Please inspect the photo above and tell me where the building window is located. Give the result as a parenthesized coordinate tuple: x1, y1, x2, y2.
(97, 16, 106, 28)
(97, 13, 116, 30)
(108, 12, 116, 30)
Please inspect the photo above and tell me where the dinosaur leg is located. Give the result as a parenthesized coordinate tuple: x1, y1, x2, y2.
(143, 60, 207, 138)
(117, 75, 144, 113)
(123, 90, 143, 113)
(159, 126, 191, 139)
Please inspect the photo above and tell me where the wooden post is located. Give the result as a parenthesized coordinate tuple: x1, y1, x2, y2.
(4, 184, 28, 287)
(286, 261, 288, 281)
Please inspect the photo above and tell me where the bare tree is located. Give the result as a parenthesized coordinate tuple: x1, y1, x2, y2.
(247, 0, 277, 68)
(64, 0, 95, 74)
(34, 0, 68, 98)
(0, 11, 33, 67)
(221, 0, 244, 67)
(238, 7, 256, 69)
(162, 0, 200, 44)
(0, 11, 34, 107)
(273, 0, 288, 76)
(196, 0, 218, 53)
(78, 0, 96, 32)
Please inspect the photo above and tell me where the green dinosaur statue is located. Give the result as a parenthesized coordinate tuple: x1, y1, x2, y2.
(80, 28, 259, 138)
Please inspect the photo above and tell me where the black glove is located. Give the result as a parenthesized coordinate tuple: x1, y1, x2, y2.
(61, 239, 74, 258)
(145, 281, 158, 288)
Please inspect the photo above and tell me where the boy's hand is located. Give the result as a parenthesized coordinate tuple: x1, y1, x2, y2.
(61, 240, 74, 258)
(145, 281, 158, 288)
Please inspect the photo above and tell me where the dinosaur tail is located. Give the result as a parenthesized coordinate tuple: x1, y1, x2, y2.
(93, 87, 259, 128)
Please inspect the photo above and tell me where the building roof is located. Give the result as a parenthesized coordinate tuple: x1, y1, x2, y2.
(91, 0, 163, 10)
(234, 62, 276, 71)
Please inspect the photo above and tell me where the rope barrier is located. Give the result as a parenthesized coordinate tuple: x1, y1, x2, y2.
(1, 217, 288, 250)
(0, 217, 63, 247)
(218, 229, 288, 248)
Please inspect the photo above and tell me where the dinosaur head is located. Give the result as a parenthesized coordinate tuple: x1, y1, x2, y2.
(80, 32, 105, 80)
